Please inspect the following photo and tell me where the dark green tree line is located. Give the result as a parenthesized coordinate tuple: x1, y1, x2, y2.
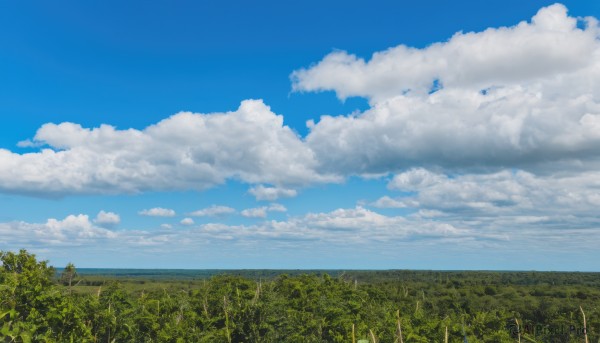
(1, 250, 598, 342)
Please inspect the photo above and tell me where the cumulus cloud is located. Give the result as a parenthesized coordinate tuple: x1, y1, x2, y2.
(139, 208, 176, 217)
(189, 205, 236, 217)
(293, 4, 597, 101)
(241, 207, 268, 218)
(93, 210, 120, 226)
(2, 203, 600, 268)
(194, 206, 510, 248)
(385, 168, 600, 225)
(241, 203, 287, 218)
(3, 4, 600, 196)
(0, 207, 481, 250)
(248, 185, 298, 201)
(2, 3, 600, 270)
(292, 206, 469, 241)
(371, 196, 407, 208)
(180, 218, 194, 226)
(267, 203, 287, 212)
(0, 3, 599, 264)
(0, 214, 116, 247)
(388, 168, 445, 192)
(295, 4, 600, 175)
(0, 100, 337, 197)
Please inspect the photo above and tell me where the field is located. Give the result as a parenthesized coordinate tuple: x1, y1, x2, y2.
(2, 250, 600, 342)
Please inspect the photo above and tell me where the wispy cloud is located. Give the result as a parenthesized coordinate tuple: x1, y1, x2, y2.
(0, 3, 599, 270)
(371, 196, 407, 209)
(267, 203, 287, 212)
(3, 192, 600, 268)
(241, 203, 287, 218)
(248, 185, 297, 201)
(4, 205, 599, 261)
(389, 169, 600, 219)
(139, 208, 176, 217)
(241, 207, 268, 218)
(189, 205, 235, 217)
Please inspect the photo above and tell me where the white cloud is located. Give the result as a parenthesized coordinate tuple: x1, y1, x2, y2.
(295, 4, 600, 175)
(180, 217, 194, 226)
(3, 5, 600, 196)
(212, 206, 495, 245)
(2, 203, 600, 268)
(0, 208, 475, 250)
(388, 168, 445, 192)
(139, 207, 176, 217)
(160, 224, 173, 230)
(0, 214, 116, 247)
(292, 4, 597, 101)
(93, 210, 120, 226)
(0, 100, 338, 197)
(189, 205, 235, 217)
(248, 185, 298, 201)
(0, 3, 599, 263)
(267, 203, 287, 212)
(371, 196, 407, 208)
(241, 207, 268, 218)
(387, 168, 600, 223)
(241, 203, 287, 218)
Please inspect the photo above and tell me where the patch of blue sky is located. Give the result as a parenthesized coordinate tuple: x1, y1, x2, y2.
(1, 0, 599, 269)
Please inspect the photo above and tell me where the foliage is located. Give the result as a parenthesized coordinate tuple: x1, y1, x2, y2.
(1, 249, 599, 342)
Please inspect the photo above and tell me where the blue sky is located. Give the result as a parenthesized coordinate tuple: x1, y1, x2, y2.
(1, 1, 600, 270)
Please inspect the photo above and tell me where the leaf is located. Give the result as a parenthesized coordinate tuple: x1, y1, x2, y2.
(20, 332, 32, 343)
(0, 309, 13, 320)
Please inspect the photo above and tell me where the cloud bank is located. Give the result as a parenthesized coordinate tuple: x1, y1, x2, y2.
(2, 201, 599, 268)
(1, 4, 599, 268)
(298, 4, 600, 175)
(0, 207, 492, 251)
(0, 4, 598, 198)
(0, 100, 335, 197)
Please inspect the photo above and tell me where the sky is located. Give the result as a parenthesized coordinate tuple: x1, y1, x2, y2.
(1, 1, 600, 270)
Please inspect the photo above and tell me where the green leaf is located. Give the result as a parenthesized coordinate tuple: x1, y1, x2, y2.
(20, 332, 32, 343)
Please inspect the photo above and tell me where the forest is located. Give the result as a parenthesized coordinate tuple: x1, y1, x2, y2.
(1, 249, 598, 342)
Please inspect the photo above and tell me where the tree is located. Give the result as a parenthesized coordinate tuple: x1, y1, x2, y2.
(0, 249, 58, 341)
(60, 262, 79, 292)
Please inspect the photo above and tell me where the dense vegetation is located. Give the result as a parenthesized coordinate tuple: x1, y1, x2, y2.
(1, 250, 599, 342)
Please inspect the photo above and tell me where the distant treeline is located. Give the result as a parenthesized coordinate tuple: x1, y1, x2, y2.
(57, 268, 350, 280)
(61, 267, 600, 285)
(2, 249, 599, 342)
